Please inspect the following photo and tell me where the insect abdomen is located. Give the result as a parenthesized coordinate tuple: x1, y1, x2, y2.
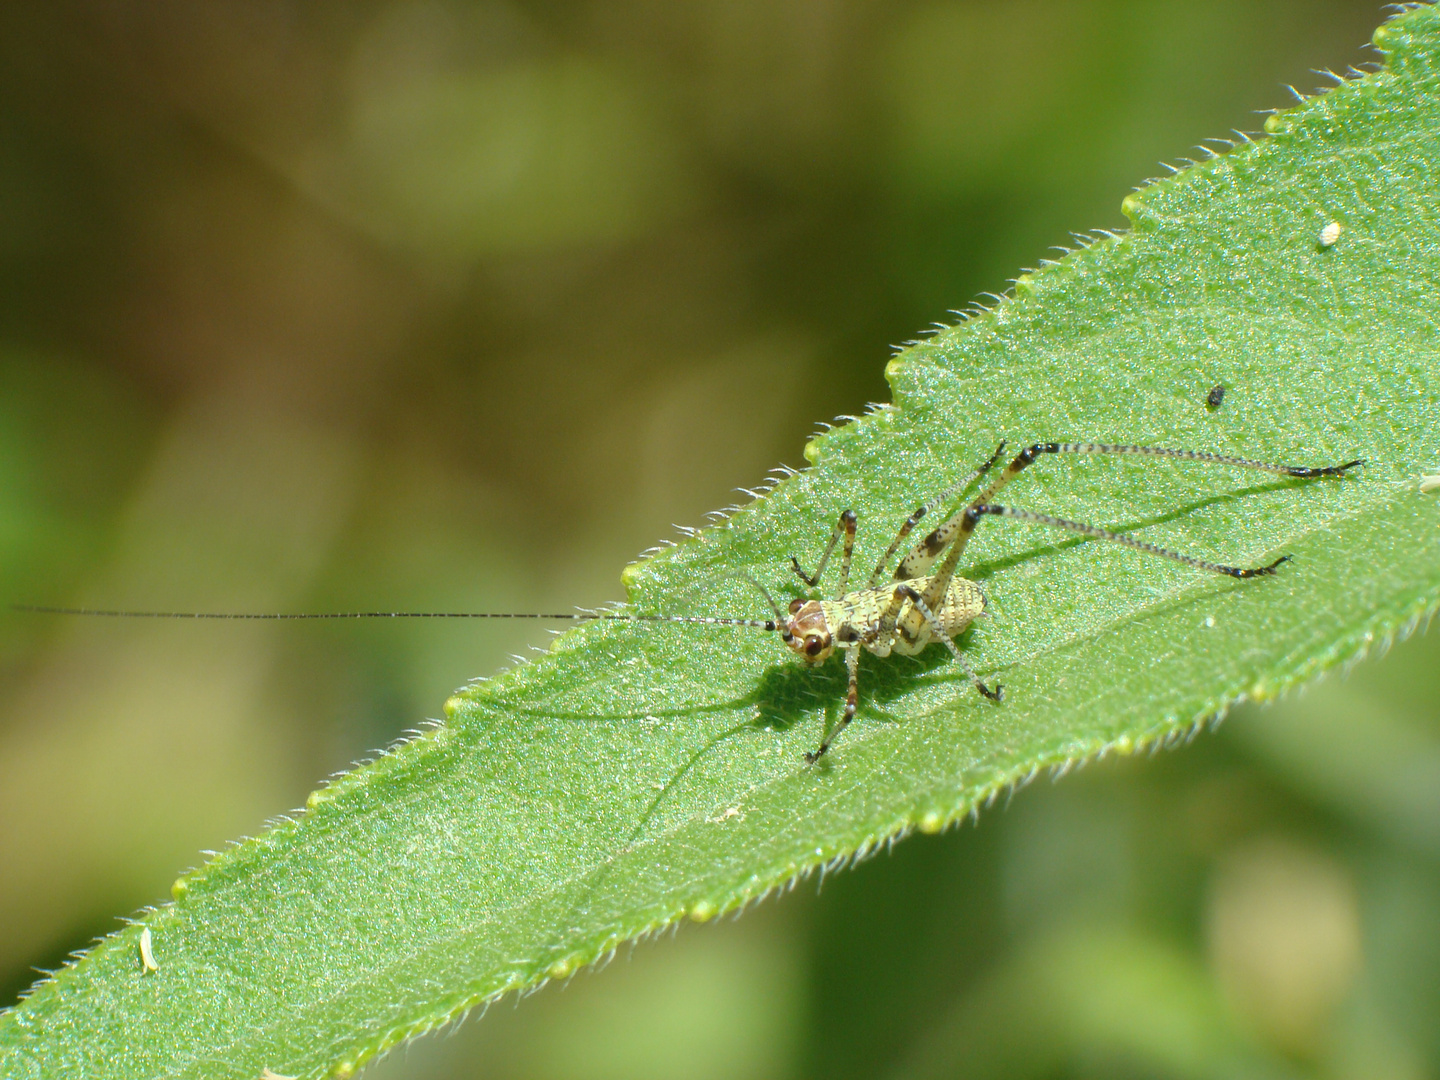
(888, 575, 985, 654)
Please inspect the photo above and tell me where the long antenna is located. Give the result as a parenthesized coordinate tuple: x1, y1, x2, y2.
(12, 605, 779, 631)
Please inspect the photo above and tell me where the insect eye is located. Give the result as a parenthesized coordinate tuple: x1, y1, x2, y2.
(788, 598, 805, 615)
(804, 635, 825, 656)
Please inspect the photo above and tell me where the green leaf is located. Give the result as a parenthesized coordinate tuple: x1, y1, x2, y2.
(5, 6, 1440, 1077)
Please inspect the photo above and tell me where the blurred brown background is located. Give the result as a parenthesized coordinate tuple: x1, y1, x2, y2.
(4, 2, 1437, 1078)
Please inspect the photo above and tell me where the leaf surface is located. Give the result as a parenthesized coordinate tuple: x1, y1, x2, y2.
(4, 7, 1439, 1078)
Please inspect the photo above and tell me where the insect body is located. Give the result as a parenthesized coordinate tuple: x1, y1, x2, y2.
(772, 440, 1361, 761)
(19, 440, 1362, 764)
(782, 574, 989, 763)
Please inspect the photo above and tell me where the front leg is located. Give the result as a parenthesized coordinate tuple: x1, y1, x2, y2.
(791, 509, 857, 598)
(806, 645, 863, 763)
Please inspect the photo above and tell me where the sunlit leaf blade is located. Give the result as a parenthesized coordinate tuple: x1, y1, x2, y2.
(3, 6, 1439, 1078)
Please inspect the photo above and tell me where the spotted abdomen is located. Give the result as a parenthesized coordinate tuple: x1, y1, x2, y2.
(890, 575, 986, 655)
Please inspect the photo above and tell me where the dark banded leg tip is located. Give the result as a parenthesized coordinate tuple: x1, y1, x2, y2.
(979, 682, 1003, 702)
(1230, 554, 1292, 578)
(1289, 458, 1365, 478)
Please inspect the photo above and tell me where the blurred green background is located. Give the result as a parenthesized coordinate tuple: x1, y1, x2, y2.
(2, 1, 1437, 1077)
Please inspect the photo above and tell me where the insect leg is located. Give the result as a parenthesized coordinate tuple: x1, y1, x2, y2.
(805, 644, 863, 763)
(896, 443, 1362, 588)
(865, 502, 928, 590)
(791, 509, 856, 596)
(872, 580, 910, 655)
(866, 441, 1006, 587)
(971, 443, 1363, 513)
(896, 585, 1002, 701)
(965, 504, 1293, 577)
